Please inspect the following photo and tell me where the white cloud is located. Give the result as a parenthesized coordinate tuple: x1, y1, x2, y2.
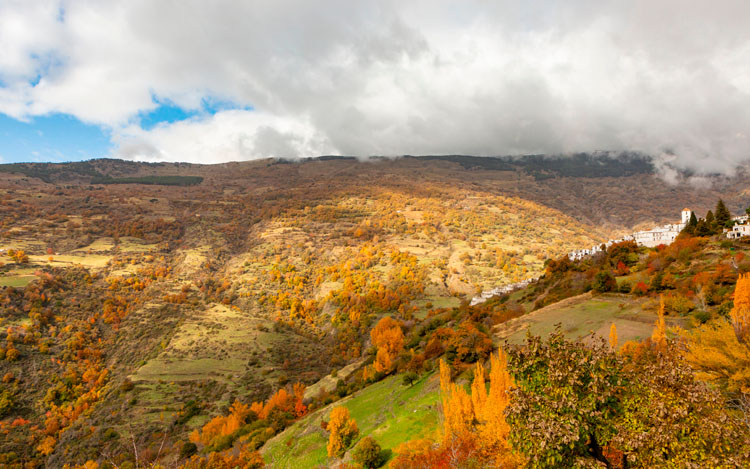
(113, 110, 334, 163)
(0, 0, 749, 172)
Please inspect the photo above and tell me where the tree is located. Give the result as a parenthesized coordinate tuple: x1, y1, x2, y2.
(592, 271, 616, 293)
(731, 273, 750, 343)
(327, 406, 359, 458)
(705, 210, 716, 230)
(506, 330, 625, 468)
(695, 219, 712, 237)
(609, 323, 618, 351)
(686, 274, 750, 394)
(439, 353, 517, 466)
(615, 344, 750, 467)
(682, 212, 698, 235)
(371, 316, 404, 373)
(353, 436, 384, 468)
(716, 199, 732, 228)
(506, 328, 750, 468)
(685, 320, 750, 394)
(651, 296, 667, 348)
(401, 371, 418, 387)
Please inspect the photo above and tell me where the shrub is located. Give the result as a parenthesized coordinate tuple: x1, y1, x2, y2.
(353, 436, 384, 468)
(179, 441, 197, 459)
(0, 388, 14, 417)
(592, 271, 616, 293)
(402, 371, 418, 387)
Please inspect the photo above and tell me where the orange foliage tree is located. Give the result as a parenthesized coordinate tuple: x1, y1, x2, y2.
(731, 273, 750, 342)
(190, 400, 252, 447)
(438, 353, 517, 466)
(370, 316, 404, 373)
(326, 406, 359, 458)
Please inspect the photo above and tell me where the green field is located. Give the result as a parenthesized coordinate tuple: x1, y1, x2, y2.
(494, 292, 689, 346)
(0, 274, 36, 287)
(263, 373, 440, 468)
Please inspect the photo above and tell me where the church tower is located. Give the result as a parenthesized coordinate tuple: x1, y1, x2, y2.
(682, 208, 692, 224)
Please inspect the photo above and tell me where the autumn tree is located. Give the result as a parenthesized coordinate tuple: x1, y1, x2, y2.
(439, 354, 517, 466)
(507, 328, 750, 467)
(609, 323, 618, 351)
(326, 406, 359, 458)
(352, 436, 384, 468)
(651, 295, 667, 348)
(370, 316, 404, 373)
(731, 272, 750, 343)
(506, 330, 624, 468)
(686, 273, 750, 395)
(592, 271, 616, 293)
(615, 344, 750, 467)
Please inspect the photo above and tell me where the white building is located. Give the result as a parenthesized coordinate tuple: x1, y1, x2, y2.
(727, 224, 750, 239)
(569, 209, 691, 260)
(726, 214, 750, 239)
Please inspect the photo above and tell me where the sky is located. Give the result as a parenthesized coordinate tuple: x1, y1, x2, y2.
(0, 1, 749, 174)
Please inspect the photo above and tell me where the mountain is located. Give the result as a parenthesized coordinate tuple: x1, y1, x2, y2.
(1, 154, 749, 467)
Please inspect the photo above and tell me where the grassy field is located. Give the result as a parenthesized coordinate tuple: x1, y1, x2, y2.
(0, 266, 37, 287)
(130, 304, 276, 384)
(263, 372, 441, 468)
(494, 292, 689, 346)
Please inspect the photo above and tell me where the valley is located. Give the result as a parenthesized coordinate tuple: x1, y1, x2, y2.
(1, 155, 749, 467)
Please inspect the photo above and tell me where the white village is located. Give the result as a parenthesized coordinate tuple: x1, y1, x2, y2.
(472, 206, 750, 306)
(569, 208, 750, 261)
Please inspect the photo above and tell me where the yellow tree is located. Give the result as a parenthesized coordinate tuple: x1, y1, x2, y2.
(651, 296, 667, 347)
(731, 273, 750, 343)
(476, 351, 514, 463)
(439, 359, 473, 441)
(609, 323, 618, 351)
(685, 320, 750, 394)
(371, 316, 404, 373)
(686, 275, 750, 394)
(327, 406, 359, 458)
(440, 353, 516, 464)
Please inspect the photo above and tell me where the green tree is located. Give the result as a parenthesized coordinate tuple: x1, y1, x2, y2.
(592, 271, 616, 293)
(705, 210, 716, 230)
(695, 219, 712, 237)
(715, 199, 732, 228)
(506, 330, 625, 468)
(352, 436, 385, 468)
(506, 329, 750, 468)
(682, 212, 698, 235)
(401, 371, 418, 387)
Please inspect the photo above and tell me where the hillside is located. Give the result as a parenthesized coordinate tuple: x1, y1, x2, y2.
(1, 156, 749, 467)
(262, 230, 750, 468)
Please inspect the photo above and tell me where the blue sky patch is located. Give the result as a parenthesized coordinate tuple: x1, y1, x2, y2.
(138, 96, 252, 130)
(0, 113, 111, 163)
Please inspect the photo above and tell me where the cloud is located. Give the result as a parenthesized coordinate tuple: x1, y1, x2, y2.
(113, 110, 333, 163)
(1, 0, 749, 173)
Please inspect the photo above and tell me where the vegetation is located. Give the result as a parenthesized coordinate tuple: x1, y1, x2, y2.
(90, 175, 203, 186)
(1, 157, 750, 468)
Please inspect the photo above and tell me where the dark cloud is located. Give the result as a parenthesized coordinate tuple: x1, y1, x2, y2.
(0, 0, 748, 172)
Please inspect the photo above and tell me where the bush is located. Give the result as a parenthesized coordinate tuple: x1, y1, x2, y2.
(402, 371, 418, 387)
(0, 389, 14, 417)
(353, 436, 384, 468)
(179, 441, 197, 459)
(592, 271, 617, 293)
(693, 310, 711, 324)
(662, 293, 694, 316)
